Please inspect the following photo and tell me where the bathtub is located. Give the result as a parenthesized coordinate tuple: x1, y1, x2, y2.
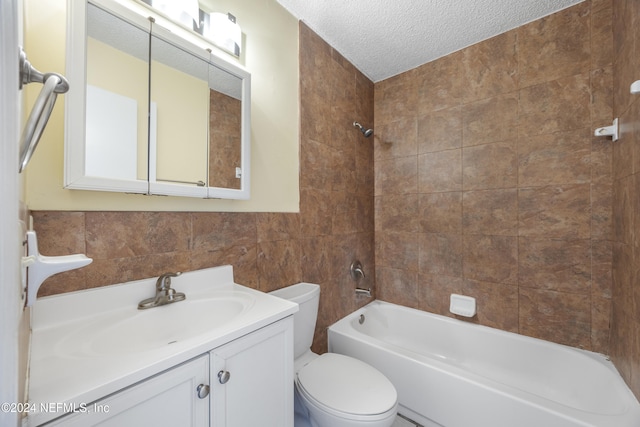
(328, 301, 640, 427)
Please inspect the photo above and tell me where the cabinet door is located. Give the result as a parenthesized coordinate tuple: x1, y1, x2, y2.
(47, 355, 209, 427)
(211, 318, 294, 427)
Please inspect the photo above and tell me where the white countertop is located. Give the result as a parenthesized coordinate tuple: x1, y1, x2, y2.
(24, 265, 297, 426)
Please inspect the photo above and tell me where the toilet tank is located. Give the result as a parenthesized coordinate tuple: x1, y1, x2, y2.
(269, 283, 320, 359)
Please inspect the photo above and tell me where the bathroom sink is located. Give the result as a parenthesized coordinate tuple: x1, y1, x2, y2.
(55, 292, 255, 357)
(28, 266, 299, 427)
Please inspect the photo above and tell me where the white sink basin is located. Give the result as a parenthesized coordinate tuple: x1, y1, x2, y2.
(54, 291, 255, 357)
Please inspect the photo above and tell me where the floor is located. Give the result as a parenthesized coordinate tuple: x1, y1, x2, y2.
(393, 413, 423, 427)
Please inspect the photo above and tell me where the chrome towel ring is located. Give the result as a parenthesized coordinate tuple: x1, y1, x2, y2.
(18, 46, 69, 172)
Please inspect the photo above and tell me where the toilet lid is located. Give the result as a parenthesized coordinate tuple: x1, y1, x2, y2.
(296, 353, 397, 416)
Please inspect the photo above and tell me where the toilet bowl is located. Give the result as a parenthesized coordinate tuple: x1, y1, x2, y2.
(270, 283, 397, 427)
(296, 352, 398, 427)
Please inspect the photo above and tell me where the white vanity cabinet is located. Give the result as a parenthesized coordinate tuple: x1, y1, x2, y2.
(42, 319, 293, 427)
(46, 355, 210, 427)
(211, 316, 293, 426)
(26, 266, 298, 427)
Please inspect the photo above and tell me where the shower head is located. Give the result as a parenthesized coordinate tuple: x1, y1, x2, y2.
(353, 121, 373, 138)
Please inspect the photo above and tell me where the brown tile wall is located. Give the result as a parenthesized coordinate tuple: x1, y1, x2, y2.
(611, 0, 640, 398)
(298, 23, 375, 351)
(374, 0, 614, 354)
(31, 211, 294, 295)
(31, 22, 374, 355)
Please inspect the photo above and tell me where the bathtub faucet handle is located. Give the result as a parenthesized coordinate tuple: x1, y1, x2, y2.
(350, 260, 365, 281)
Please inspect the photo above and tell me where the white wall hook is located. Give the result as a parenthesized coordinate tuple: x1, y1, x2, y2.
(630, 80, 640, 95)
(594, 118, 618, 142)
(22, 230, 92, 306)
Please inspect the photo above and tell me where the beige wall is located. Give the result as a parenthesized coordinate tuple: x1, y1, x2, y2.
(23, 0, 299, 212)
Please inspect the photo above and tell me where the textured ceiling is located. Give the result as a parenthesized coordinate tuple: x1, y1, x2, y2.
(275, 0, 584, 82)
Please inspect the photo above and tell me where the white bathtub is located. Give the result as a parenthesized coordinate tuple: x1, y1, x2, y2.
(328, 301, 640, 427)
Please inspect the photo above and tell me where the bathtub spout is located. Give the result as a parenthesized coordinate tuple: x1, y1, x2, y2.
(355, 287, 371, 297)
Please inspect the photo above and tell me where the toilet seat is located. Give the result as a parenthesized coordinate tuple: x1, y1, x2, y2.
(296, 353, 397, 420)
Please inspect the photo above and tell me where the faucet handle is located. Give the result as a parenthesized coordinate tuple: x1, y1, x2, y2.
(350, 261, 365, 281)
(156, 271, 182, 289)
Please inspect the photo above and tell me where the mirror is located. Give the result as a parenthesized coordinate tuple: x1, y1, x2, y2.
(65, 0, 251, 199)
(148, 26, 210, 197)
(65, 1, 151, 194)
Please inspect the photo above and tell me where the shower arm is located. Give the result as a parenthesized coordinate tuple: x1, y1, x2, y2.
(353, 121, 373, 137)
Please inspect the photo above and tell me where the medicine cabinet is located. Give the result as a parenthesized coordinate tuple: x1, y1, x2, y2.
(64, 0, 251, 199)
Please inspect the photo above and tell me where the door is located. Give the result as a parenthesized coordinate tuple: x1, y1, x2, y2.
(47, 355, 209, 427)
(211, 318, 294, 427)
(0, 1, 25, 426)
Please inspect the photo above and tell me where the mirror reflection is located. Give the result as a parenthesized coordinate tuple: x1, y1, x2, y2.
(149, 31, 209, 191)
(86, 3, 149, 184)
(208, 64, 242, 190)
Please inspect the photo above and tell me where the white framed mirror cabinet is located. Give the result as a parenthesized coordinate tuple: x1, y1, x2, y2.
(64, 0, 251, 199)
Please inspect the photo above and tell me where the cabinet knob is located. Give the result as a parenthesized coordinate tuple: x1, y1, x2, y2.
(218, 370, 231, 384)
(196, 384, 210, 399)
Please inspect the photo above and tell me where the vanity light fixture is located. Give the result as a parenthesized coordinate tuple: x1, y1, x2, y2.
(149, 0, 200, 29)
(140, 0, 241, 57)
(203, 12, 242, 57)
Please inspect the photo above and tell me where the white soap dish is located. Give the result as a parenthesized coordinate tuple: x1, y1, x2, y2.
(22, 230, 92, 306)
(450, 294, 476, 318)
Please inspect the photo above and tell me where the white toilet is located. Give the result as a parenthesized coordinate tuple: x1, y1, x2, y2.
(270, 283, 398, 427)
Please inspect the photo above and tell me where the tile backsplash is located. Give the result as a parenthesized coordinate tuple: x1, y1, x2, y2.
(32, 211, 299, 295)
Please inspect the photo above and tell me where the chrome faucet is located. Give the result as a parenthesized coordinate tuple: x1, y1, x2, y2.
(138, 272, 186, 309)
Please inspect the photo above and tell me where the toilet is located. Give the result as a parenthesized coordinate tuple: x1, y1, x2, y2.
(270, 283, 398, 427)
